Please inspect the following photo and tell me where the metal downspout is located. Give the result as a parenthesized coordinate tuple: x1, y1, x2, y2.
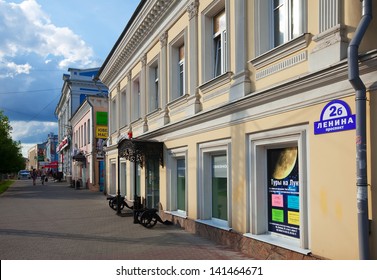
(347, 0, 372, 260)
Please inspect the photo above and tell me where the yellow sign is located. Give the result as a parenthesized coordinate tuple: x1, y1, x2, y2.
(96, 125, 108, 139)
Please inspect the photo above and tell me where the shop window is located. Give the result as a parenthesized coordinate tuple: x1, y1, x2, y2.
(167, 148, 188, 217)
(198, 139, 232, 230)
(247, 126, 310, 254)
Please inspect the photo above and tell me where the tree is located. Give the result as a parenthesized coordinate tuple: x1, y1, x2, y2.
(0, 110, 25, 176)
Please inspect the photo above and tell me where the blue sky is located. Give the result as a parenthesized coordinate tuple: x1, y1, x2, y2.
(0, 0, 140, 156)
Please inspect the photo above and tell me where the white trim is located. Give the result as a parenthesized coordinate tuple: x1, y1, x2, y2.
(200, 0, 230, 83)
(247, 125, 310, 253)
(198, 139, 232, 227)
(167, 147, 188, 215)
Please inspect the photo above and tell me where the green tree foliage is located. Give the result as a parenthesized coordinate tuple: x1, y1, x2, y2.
(0, 110, 25, 174)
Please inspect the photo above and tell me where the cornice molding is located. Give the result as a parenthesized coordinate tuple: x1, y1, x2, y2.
(100, 0, 175, 86)
(137, 51, 377, 140)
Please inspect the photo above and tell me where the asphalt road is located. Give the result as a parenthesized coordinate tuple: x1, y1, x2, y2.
(0, 179, 251, 260)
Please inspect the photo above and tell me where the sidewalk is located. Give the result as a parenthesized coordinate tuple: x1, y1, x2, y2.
(0, 179, 252, 260)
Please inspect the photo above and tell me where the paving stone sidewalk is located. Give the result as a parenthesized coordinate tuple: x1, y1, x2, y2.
(0, 179, 251, 260)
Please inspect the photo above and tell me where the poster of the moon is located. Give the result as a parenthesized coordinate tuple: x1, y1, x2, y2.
(267, 147, 300, 238)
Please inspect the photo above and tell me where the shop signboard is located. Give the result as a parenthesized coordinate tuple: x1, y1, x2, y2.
(96, 126, 108, 138)
(267, 147, 300, 239)
(314, 100, 356, 135)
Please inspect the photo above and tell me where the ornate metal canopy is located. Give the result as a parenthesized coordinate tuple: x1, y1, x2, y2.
(118, 138, 163, 168)
(72, 152, 86, 162)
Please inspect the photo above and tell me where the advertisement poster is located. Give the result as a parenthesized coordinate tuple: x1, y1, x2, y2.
(267, 147, 300, 238)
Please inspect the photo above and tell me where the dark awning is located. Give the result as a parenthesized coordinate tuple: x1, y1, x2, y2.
(118, 138, 163, 168)
(73, 152, 86, 162)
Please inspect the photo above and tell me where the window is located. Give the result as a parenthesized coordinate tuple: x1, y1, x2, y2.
(178, 45, 185, 97)
(198, 139, 232, 229)
(213, 10, 227, 77)
(109, 160, 117, 195)
(120, 89, 127, 127)
(111, 98, 117, 132)
(273, 0, 303, 47)
(201, 0, 229, 82)
(247, 126, 310, 254)
(148, 65, 159, 112)
(87, 120, 90, 144)
(176, 158, 186, 212)
(254, 0, 306, 56)
(211, 154, 227, 221)
(132, 79, 140, 121)
(84, 122, 86, 146)
(167, 147, 188, 217)
(169, 31, 187, 102)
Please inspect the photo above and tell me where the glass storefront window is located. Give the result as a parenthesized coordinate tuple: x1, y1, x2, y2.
(212, 154, 227, 221)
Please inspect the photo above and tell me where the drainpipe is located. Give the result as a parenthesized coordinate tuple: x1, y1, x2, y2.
(347, 0, 372, 260)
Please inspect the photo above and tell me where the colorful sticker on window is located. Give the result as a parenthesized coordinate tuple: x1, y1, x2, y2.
(267, 147, 300, 238)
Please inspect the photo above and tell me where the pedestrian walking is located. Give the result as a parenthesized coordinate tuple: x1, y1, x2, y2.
(31, 169, 37, 186)
(41, 167, 46, 185)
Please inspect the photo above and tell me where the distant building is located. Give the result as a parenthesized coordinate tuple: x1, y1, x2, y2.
(27, 143, 46, 170)
(71, 95, 108, 191)
(55, 68, 108, 181)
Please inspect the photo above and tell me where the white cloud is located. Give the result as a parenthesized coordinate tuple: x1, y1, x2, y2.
(0, 62, 32, 78)
(10, 120, 57, 143)
(0, 0, 95, 78)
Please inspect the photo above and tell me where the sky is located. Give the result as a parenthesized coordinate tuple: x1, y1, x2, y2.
(0, 0, 141, 157)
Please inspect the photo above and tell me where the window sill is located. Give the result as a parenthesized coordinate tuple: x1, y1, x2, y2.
(167, 94, 190, 110)
(249, 33, 310, 69)
(165, 210, 187, 219)
(196, 219, 232, 232)
(146, 108, 162, 119)
(199, 71, 232, 94)
(243, 233, 311, 255)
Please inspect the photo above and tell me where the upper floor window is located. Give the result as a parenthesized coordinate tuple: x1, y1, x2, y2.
(120, 89, 127, 127)
(213, 10, 227, 77)
(87, 120, 90, 144)
(273, 0, 303, 47)
(178, 45, 185, 96)
(111, 98, 117, 132)
(254, 0, 306, 56)
(169, 31, 187, 102)
(84, 122, 86, 146)
(201, 0, 229, 83)
(147, 60, 159, 114)
(132, 78, 140, 121)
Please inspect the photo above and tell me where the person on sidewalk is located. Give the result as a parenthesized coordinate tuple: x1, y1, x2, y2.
(41, 167, 46, 185)
(31, 169, 37, 186)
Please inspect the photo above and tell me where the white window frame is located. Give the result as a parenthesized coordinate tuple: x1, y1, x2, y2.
(87, 120, 90, 144)
(166, 147, 188, 218)
(213, 10, 227, 77)
(201, 0, 230, 83)
(198, 139, 232, 230)
(110, 97, 117, 133)
(148, 58, 160, 113)
(169, 30, 188, 102)
(132, 77, 141, 121)
(254, 0, 306, 56)
(120, 88, 127, 128)
(246, 125, 310, 255)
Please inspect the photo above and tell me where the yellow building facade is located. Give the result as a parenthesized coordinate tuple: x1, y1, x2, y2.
(99, 0, 377, 259)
